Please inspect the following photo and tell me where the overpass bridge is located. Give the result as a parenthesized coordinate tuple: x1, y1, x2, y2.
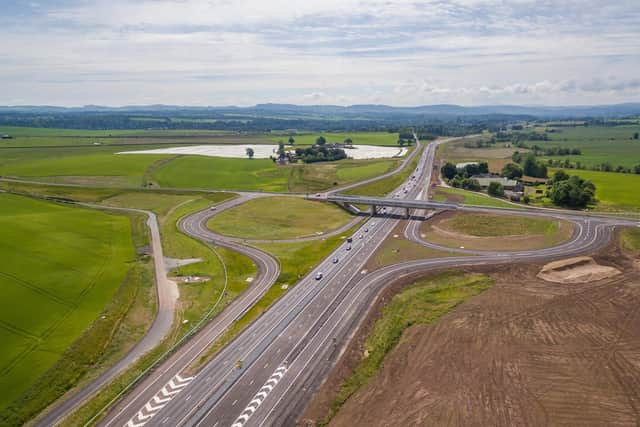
(317, 194, 458, 217)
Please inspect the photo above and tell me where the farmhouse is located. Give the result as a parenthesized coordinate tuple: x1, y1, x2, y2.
(471, 174, 520, 190)
(1, 134, 12, 139)
(456, 161, 478, 170)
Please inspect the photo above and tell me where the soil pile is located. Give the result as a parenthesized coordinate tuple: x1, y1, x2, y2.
(537, 256, 621, 284)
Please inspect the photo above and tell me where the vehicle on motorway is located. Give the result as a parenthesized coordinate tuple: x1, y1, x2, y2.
(359, 234, 363, 239)
(346, 245, 352, 251)
(332, 257, 339, 264)
(347, 237, 353, 243)
(364, 228, 369, 233)
(210, 206, 216, 211)
(315, 272, 323, 280)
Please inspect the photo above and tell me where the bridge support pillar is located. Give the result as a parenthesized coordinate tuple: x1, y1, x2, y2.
(371, 204, 377, 216)
(405, 207, 411, 219)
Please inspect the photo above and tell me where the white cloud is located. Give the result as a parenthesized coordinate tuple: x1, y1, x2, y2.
(1, 0, 639, 106)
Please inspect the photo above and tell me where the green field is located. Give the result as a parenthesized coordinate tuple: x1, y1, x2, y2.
(268, 132, 400, 146)
(0, 126, 234, 138)
(538, 125, 640, 168)
(207, 197, 352, 240)
(1, 145, 399, 192)
(550, 169, 640, 211)
(0, 194, 135, 412)
(444, 213, 559, 236)
(325, 272, 493, 423)
(433, 187, 522, 209)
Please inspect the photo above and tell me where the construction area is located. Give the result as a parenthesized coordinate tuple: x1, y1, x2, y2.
(303, 238, 640, 427)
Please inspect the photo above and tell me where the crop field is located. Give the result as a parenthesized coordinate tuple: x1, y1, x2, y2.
(268, 132, 399, 146)
(1, 144, 399, 192)
(0, 126, 235, 138)
(536, 125, 640, 168)
(0, 194, 135, 411)
(207, 197, 353, 240)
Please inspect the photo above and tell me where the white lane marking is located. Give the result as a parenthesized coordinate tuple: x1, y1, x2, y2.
(125, 374, 194, 427)
(230, 365, 288, 427)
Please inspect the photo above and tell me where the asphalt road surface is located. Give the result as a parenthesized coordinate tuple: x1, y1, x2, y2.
(39, 135, 638, 427)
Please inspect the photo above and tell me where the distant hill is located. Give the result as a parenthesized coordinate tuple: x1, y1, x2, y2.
(1, 103, 640, 119)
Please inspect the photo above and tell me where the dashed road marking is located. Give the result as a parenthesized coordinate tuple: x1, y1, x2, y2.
(125, 374, 194, 427)
(231, 365, 287, 427)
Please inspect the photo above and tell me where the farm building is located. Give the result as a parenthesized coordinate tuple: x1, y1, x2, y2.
(1, 134, 12, 139)
(456, 161, 478, 170)
(471, 175, 520, 190)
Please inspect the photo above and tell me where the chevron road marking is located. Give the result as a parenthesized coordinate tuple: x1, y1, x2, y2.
(125, 374, 194, 427)
(230, 365, 288, 427)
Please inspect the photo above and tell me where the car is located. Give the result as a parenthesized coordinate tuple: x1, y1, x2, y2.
(359, 234, 363, 239)
(364, 228, 369, 233)
(315, 272, 323, 280)
(371, 222, 376, 226)
(332, 257, 339, 264)
(316, 193, 321, 197)
(346, 245, 352, 251)
(347, 237, 353, 243)
(210, 206, 216, 211)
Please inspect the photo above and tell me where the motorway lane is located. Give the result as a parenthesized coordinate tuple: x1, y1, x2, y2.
(88, 139, 434, 427)
(152, 140, 435, 427)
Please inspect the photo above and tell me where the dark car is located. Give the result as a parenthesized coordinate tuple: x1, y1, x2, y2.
(333, 257, 339, 264)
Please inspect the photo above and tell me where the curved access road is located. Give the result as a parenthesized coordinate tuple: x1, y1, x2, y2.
(35, 205, 178, 427)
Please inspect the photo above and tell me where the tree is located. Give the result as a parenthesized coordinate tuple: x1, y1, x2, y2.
(288, 136, 295, 145)
(551, 169, 570, 183)
(246, 147, 254, 159)
(441, 162, 457, 180)
(478, 162, 489, 174)
(488, 182, 505, 197)
(316, 136, 326, 146)
(344, 137, 353, 145)
(549, 175, 595, 208)
(512, 151, 523, 163)
(277, 142, 286, 160)
(501, 162, 523, 179)
(634, 164, 640, 174)
(462, 178, 481, 191)
(523, 154, 548, 178)
(397, 138, 405, 147)
(634, 132, 639, 140)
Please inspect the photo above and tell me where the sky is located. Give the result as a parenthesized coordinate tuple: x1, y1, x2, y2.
(2, 0, 639, 107)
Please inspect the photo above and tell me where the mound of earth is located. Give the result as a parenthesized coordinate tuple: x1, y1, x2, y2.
(537, 256, 621, 284)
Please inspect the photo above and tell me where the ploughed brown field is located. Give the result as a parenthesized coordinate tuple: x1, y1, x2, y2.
(303, 238, 640, 427)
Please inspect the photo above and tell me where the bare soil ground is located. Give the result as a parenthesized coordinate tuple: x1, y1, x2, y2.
(302, 238, 640, 427)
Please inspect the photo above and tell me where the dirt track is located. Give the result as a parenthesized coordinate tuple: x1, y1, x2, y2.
(303, 242, 640, 427)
